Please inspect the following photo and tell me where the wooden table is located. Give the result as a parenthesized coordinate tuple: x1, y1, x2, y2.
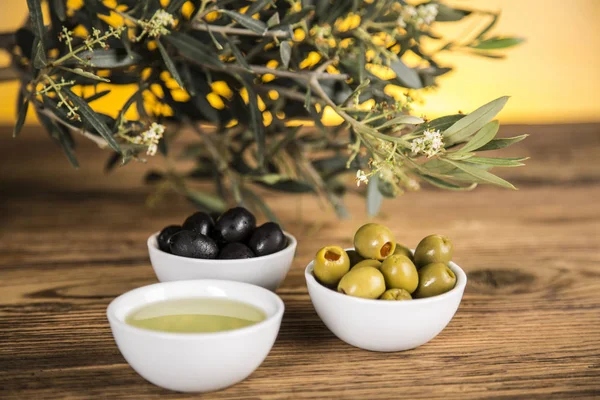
(1, 124, 599, 399)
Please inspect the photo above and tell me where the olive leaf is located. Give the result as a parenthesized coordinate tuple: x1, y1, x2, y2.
(444, 96, 508, 144)
(454, 120, 499, 153)
(156, 40, 184, 88)
(13, 88, 29, 138)
(367, 173, 384, 217)
(391, 58, 423, 89)
(471, 37, 525, 50)
(280, 41, 291, 68)
(477, 134, 528, 151)
(220, 10, 267, 35)
(67, 89, 121, 153)
(441, 159, 516, 189)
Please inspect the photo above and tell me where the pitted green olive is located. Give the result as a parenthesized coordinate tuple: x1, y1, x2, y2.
(313, 246, 350, 286)
(380, 288, 412, 300)
(380, 255, 419, 293)
(337, 266, 386, 299)
(414, 262, 456, 298)
(353, 223, 396, 260)
(414, 234, 453, 268)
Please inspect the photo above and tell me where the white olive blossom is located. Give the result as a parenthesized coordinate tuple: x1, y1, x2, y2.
(137, 10, 175, 41)
(356, 170, 370, 187)
(411, 129, 444, 158)
(132, 123, 165, 156)
(397, 3, 438, 28)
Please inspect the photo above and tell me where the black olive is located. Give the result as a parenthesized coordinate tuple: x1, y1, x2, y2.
(213, 207, 256, 243)
(157, 225, 182, 252)
(218, 243, 255, 259)
(182, 212, 214, 236)
(170, 230, 219, 259)
(248, 222, 286, 257)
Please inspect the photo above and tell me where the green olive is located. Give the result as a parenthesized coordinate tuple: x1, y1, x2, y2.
(346, 249, 365, 267)
(380, 255, 419, 293)
(414, 263, 456, 298)
(414, 234, 453, 268)
(393, 243, 415, 263)
(313, 246, 350, 286)
(351, 259, 382, 270)
(337, 266, 386, 299)
(353, 223, 396, 260)
(380, 288, 412, 300)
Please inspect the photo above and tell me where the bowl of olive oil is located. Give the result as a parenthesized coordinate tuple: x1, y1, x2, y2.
(107, 280, 284, 393)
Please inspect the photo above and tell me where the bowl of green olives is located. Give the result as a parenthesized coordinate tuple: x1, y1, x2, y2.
(305, 223, 467, 352)
(148, 207, 297, 291)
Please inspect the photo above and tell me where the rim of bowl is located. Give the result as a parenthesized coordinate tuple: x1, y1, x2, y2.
(106, 279, 285, 339)
(304, 251, 467, 305)
(148, 231, 297, 264)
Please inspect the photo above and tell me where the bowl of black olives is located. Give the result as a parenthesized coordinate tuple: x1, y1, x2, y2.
(148, 207, 296, 291)
(305, 223, 467, 352)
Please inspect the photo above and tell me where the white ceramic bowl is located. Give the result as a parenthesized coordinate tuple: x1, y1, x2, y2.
(147, 232, 297, 291)
(107, 280, 284, 392)
(305, 254, 467, 352)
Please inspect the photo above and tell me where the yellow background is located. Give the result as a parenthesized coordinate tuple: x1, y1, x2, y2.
(1, 0, 599, 124)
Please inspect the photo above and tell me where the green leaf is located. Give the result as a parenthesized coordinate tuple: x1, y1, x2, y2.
(464, 156, 528, 167)
(391, 59, 422, 89)
(32, 38, 46, 69)
(247, 0, 273, 15)
(367, 174, 383, 217)
(455, 120, 499, 153)
(444, 96, 508, 145)
(477, 134, 529, 151)
(341, 79, 371, 107)
(267, 12, 280, 27)
(163, 32, 223, 68)
(469, 51, 506, 59)
(186, 190, 227, 212)
(37, 111, 79, 168)
(418, 173, 477, 191)
(26, 0, 45, 56)
(414, 114, 464, 134)
(475, 14, 498, 40)
(67, 89, 121, 153)
(84, 89, 111, 103)
(280, 41, 291, 69)
(71, 49, 141, 68)
(471, 36, 525, 50)
(237, 75, 265, 167)
(435, 4, 471, 22)
(206, 24, 224, 50)
(59, 66, 110, 82)
(156, 40, 184, 89)
(52, 0, 66, 21)
(304, 86, 312, 110)
(220, 10, 267, 35)
(378, 114, 424, 129)
(442, 159, 516, 190)
(225, 36, 251, 71)
(13, 89, 29, 138)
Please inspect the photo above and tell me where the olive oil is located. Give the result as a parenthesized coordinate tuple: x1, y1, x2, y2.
(126, 298, 266, 333)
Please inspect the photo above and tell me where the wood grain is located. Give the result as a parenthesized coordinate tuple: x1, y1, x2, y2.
(1, 124, 599, 399)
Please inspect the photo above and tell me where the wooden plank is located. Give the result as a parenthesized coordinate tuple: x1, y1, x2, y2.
(1, 125, 599, 399)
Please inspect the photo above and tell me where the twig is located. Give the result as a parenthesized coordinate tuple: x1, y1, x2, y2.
(191, 22, 290, 38)
(192, 59, 349, 82)
(38, 108, 110, 149)
(257, 84, 325, 105)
